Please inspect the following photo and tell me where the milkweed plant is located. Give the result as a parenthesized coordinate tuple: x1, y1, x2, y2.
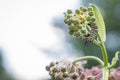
(45, 3, 120, 80)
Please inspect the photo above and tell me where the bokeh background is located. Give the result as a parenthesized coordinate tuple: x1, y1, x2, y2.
(0, 0, 120, 80)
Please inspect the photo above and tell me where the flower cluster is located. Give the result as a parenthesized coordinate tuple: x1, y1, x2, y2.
(46, 60, 84, 80)
(46, 60, 103, 80)
(109, 67, 120, 80)
(80, 66, 102, 80)
(64, 6, 98, 42)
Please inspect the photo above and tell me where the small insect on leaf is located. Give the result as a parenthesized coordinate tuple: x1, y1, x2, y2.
(89, 3, 106, 42)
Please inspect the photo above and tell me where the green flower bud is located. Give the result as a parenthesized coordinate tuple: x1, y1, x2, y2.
(64, 5, 98, 41)
(74, 27, 78, 32)
(63, 72, 68, 78)
(69, 30, 74, 35)
(52, 67, 58, 73)
(64, 19, 68, 24)
(88, 7, 93, 12)
(80, 12, 84, 15)
(67, 19, 73, 25)
(73, 20, 79, 25)
(68, 25, 74, 31)
(90, 17, 96, 22)
(61, 67, 66, 73)
(67, 9, 72, 14)
(88, 12, 94, 16)
(81, 29, 87, 35)
(74, 31, 80, 37)
(75, 9, 80, 14)
(80, 6, 84, 11)
(77, 25, 82, 29)
(49, 72, 55, 79)
(87, 17, 91, 21)
(67, 15, 72, 19)
(50, 62, 55, 67)
(82, 7, 87, 12)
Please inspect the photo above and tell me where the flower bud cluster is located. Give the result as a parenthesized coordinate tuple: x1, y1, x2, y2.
(64, 6, 98, 42)
(46, 60, 103, 80)
(46, 60, 84, 80)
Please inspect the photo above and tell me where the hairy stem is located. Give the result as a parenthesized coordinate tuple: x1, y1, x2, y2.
(72, 56, 104, 66)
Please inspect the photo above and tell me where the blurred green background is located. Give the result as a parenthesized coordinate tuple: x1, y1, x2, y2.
(0, 0, 120, 79)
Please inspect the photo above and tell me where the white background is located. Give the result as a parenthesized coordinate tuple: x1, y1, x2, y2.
(0, 0, 80, 80)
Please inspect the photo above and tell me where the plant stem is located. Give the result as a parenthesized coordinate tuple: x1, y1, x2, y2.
(102, 67, 109, 80)
(72, 56, 104, 66)
(93, 39, 100, 46)
(98, 34, 108, 66)
(98, 34, 109, 80)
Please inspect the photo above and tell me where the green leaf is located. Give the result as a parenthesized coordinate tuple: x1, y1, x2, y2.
(108, 51, 119, 68)
(89, 3, 106, 42)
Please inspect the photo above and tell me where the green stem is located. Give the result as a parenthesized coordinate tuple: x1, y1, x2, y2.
(98, 34, 108, 66)
(102, 67, 109, 80)
(72, 56, 104, 66)
(93, 39, 100, 46)
(98, 34, 109, 80)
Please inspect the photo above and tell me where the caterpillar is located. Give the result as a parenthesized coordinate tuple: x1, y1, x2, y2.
(83, 22, 98, 43)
